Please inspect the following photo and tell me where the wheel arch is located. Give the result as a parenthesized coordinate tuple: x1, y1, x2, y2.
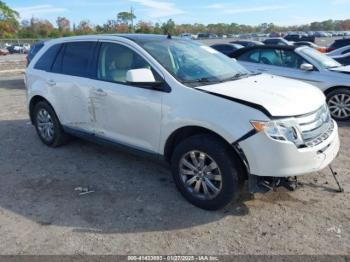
(163, 126, 248, 181)
(324, 85, 350, 96)
(29, 95, 53, 124)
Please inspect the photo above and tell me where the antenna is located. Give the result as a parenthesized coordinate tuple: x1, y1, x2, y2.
(130, 6, 134, 33)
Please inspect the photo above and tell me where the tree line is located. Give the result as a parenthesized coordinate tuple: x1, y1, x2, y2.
(1, 1, 350, 39)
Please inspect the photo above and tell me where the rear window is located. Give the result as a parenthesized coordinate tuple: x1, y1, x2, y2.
(60, 42, 96, 77)
(34, 44, 62, 71)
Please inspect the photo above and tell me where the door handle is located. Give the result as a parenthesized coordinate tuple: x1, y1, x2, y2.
(94, 88, 107, 96)
(47, 79, 56, 86)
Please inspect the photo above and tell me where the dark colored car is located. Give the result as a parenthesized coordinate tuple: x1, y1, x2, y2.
(26, 41, 46, 66)
(284, 34, 315, 43)
(210, 43, 244, 57)
(328, 38, 350, 52)
(230, 40, 264, 48)
(197, 33, 218, 39)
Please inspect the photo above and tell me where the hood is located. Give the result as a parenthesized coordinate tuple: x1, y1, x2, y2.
(196, 74, 325, 117)
(329, 65, 350, 74)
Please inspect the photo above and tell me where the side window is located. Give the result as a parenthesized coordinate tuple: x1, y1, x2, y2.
(238, 50, 260, 63)
(97, 42, 157, 83)
(279, 50, 306, 69)
(34, 44, 62, 71)
(260, 49, 282, 66)
(341, 48, 350, 55)
(61, 42, 96, 77)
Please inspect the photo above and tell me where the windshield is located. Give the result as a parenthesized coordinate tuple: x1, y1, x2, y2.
(299, 47, 341, 69)
(140, 39, 251, 86)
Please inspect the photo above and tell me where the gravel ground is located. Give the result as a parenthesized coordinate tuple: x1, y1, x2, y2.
(0, 73, 349, 255)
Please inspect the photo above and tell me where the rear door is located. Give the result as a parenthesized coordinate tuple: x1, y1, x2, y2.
(48, 41, 97, 132)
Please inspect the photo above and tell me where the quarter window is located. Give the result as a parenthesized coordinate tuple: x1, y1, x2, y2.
(34, 44, 62, 71)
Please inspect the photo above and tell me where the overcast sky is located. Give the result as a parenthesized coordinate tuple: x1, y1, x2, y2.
(9, 0, 350, 26)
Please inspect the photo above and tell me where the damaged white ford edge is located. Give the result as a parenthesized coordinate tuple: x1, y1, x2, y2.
(25, 34, 340, 210)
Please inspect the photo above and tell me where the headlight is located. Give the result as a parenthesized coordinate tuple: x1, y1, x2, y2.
(250, 118, 304, 146)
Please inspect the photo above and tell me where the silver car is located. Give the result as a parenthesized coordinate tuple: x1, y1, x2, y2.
(233, 45, 350, 120)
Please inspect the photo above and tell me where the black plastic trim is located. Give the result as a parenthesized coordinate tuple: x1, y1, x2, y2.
(62, 126, 166, 164)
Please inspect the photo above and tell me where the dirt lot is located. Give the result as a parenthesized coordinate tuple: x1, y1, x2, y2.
(0, 72, 349, 255)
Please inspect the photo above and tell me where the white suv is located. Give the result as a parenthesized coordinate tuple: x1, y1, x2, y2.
(25, 35, 340, 210)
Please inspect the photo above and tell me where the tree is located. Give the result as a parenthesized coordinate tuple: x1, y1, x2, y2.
(0, 1, 18, 20)
(0, 1, 19, 37)
(56, 17, 70, 32)
(136, 21, 153, 34)
(161, 19, 176, 35)
(76, 20, 94, 34)
(117, 11, 136, 25)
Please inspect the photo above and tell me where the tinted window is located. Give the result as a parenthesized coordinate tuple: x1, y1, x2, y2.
(97, 42, 155, 83)
(238, 50, 260, 63)
(279, 50, 306, 69)
(260, 49, 282, 66)
(61, 42, 96, 77)
(34, 44, 61, 71)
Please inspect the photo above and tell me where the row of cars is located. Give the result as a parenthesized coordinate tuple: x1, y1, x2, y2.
(0, 43, 31, 55)
(181, 31, 350, 40)
(211, 38, 350, 120)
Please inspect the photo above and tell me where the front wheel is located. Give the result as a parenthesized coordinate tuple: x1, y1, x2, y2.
(326, 88, 350, 121)
(171, 135, 241, 210)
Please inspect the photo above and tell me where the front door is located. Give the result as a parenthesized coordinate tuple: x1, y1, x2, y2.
(89, 42, 163, 153)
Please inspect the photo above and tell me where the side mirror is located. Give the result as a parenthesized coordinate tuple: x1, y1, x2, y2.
(126, 68, 163, 90)
(300, 63, 314, 71)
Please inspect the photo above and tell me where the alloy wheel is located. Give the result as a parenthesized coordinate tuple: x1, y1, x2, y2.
(36, 108, 55, 142)
(179, 150, 222, 200)
(328, 93, 350, 119)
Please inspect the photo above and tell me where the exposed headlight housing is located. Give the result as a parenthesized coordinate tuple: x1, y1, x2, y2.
(250, 118, 304, 146)
(251, 104, 333, 148)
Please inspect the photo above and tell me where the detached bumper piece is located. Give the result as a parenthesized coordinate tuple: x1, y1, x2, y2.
(249, 175, 299, 193)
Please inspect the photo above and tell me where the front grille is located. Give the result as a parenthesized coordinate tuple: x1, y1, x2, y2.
(295, 105, 333, 147)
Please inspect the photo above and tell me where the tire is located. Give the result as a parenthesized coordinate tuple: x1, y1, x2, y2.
(33, 101, 69, 147)
(171, 134, 241, 210)
(326, 88, 350, 121)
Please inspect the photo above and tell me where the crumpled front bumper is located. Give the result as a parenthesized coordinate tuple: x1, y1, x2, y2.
(239, 120, 340, 177)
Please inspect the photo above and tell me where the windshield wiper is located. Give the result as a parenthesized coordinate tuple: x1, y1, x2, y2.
(220, 72, 251, 82)
(182, 77, 221, 84)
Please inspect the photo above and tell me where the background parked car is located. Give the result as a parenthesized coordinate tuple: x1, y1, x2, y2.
(197, 33, 218, 39)
(327, 45, 350, 56)
(330, 52, 350, 66)
(0, 47, 9, 55)
(210, 43, 244, 57)
(284, 33, 315, 43)
(263, 38, 293, 46)
(7, 44, 30, 54)
(230, 40, 264, 47)
(327, 38, 350, 52)
(293, 41, 327, 53)
(232, 45, 350, 120)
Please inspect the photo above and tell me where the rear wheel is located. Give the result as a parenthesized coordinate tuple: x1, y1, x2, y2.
(33, 101, 69, 147)
(326, 88, 350, 121)
(171, 134, 241, 210)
